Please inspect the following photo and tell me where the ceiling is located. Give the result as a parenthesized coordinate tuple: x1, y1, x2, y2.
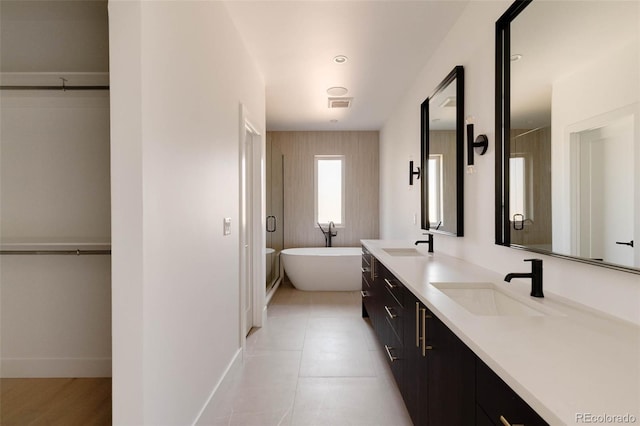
(225, 1, 468, 131)
(510, 1, 639, 129)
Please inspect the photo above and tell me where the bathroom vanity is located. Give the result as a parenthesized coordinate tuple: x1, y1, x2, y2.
(361, 240, 640, 425)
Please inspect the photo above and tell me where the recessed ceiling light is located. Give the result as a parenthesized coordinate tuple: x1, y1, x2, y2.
(439, 96, 456, 108)
(333, 55, 348, 64)
(510, 54, 523, 62)
(327, 86, 348, 96)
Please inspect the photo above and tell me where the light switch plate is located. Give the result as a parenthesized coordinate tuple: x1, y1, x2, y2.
(223, 218, 231, 235)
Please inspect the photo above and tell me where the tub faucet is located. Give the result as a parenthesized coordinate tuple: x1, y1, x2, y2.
(414, 233, 434, 253)
(504, 258, 544, 298)
(318, 221, 337, 247)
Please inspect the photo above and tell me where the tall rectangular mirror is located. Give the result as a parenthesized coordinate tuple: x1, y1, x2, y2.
(496, 0, 639, 273)
(421, 65, 464, 236)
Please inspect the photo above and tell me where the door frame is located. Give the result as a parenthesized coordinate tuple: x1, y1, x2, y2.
(239, 104, 265, 350)
(567, 103, 638, 266)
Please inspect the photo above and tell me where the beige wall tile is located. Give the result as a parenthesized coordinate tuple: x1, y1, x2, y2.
(268, 131, 379, 248)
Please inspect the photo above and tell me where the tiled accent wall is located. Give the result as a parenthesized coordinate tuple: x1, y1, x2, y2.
(509, 127, 552, 247)
(267, 131, 380, 248)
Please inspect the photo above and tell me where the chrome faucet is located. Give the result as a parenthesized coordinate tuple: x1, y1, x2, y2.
(504, 258, 544, 298)
(318, 221, 337, 247)
(414, 233, 434, 253)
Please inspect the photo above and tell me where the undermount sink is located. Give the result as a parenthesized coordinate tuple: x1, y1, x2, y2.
(382, 248, 425, 257)
(431, 282, 558, 317)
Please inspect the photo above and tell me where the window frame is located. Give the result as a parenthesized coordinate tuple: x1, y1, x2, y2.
(428, 154, 444, 228)
(314, 155, 346, 227)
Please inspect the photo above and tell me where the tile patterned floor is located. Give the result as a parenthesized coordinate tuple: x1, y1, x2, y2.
(198, 283, 412, 426)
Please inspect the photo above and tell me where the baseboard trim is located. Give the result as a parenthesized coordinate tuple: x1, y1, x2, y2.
(265, 276, 282, 305)
(1, 357, 112, 378)
(192, 348, 242, 426)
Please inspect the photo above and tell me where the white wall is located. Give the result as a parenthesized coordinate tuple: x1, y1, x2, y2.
(0, 91, 112, 377)
(0, 256, 111, 377)
(380, 1, 640, 326)
(109, 1, 265, 425)
(551, 42, 639, 262)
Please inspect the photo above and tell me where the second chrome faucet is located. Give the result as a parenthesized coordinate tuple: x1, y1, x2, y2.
(505, 258, 544, 298)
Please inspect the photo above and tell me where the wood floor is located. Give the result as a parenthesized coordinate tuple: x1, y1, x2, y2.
(0, 378, 111, 426)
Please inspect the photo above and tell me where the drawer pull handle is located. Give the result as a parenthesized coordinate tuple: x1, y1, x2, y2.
(384, 345, 398, 362)
(371, 259, 376, 280)
(360, 290, 369, 298)
(420, 308, 433, 356)
(415, 302, 421, 347)
(499, 415, 524, 426)
(384, 305, 397, 319)
(361, 267, 368, 273)
(384, 278, 397, 289)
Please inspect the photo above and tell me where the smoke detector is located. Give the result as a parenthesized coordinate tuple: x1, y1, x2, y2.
(327, 86, 348, 96)
(328, 97, 352, 109)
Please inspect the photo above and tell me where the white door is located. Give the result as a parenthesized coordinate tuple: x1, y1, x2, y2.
(240, 127, 254, 336)
(577, 114, 634, 266)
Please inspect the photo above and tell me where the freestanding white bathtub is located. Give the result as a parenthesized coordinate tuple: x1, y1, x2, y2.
(281, 247, 361, 291)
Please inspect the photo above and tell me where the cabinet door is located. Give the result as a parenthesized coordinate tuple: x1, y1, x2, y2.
(427, 314, 476, 425)
(362, 253, 383, 335)
(402, 292, 428, 425)
(370, 256, 386, 337)
(380, 316, 404, 387)
(476, 359, 548, 426)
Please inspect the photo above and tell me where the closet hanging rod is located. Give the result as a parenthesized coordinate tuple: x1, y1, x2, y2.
(1, 77, 108, 91)
(0, 85, 109, 91)
(0, 249, 111, 256)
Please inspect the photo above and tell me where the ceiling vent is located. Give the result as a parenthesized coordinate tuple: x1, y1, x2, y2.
(328, 97, 352, 109)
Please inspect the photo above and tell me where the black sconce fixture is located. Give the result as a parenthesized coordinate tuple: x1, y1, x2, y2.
(466, 123, 488, 165)
(409, 160, 421, 185)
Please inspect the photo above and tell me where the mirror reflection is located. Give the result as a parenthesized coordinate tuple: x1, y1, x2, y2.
(497, 0, 639, 271)
(421, 66, 464, 236)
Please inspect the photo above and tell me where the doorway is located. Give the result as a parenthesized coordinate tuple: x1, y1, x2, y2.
(239, 106, 265, 340)
(573, 114, 635, 266)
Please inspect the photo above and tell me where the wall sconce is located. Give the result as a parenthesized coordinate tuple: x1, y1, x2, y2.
(466, 123, 488, 165)
(409, 160, 421, 185)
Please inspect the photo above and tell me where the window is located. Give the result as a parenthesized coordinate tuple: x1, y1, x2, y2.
(428, 155, 443, 227)
(509, 156, 526, 218)
(315, 155, 345, 226)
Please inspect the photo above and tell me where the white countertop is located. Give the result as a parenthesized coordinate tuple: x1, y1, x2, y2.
(362, 240, 640, 426)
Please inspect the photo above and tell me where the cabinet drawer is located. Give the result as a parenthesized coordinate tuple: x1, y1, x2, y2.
(476, 359, 548, 426)
(361, 250, 371, 267)
(476, 404, 496, 426)
(381, 319, 404, 385)
(382, 280, 404, 342)
(362, 271, 371, 289)
(381, 273, 404, 307)
(383, 302, 403, 342)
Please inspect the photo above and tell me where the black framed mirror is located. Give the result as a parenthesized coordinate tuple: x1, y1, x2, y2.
(496, 0, 640, 273)
(421, 65, 464, 236)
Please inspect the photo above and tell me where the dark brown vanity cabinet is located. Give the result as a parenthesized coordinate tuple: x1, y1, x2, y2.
(362, 248, 547, 426)
(402, 291, 475, 425)
(362, 248, 405, 384)
(476, 359, 548, 426)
